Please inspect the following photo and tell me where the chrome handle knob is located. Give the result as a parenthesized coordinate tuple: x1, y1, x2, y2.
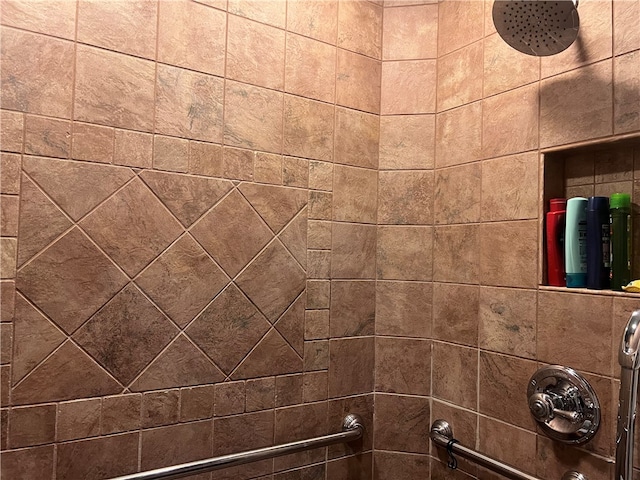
(528, 393, 581, 423)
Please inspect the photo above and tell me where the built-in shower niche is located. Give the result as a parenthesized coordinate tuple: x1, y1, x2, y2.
(542, 136, 640, 290)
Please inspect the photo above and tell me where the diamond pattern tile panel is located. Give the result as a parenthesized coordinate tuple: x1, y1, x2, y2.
(279, 207, 308, 269)
(231, 329, 302, 380)
(238, 183, 307, 233)
(136, 235, 228, 327)
(16, 227, 129, 334)
(275, 293, 305, 356)
(73, 284, 178, 385)
(81, 178, 183, 276)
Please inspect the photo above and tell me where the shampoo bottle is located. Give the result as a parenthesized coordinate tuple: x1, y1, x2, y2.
(565, 197, 588, 288)
(610, 193, 632, 291)
(546, 198, 566, 286)
(586, 196, 610, 289)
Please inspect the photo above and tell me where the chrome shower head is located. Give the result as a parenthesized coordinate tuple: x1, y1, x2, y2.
(492, 0, 580, 57)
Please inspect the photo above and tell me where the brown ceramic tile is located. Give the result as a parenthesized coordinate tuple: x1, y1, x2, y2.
(540, 60, 613, 148)
(57, 398, 101, 442)
(1, 0, 76, 39)
(432, 341, 478, 409)
(334, 107, 379, 169)
(214, 381, 245, 416)
(434, 163, 481, 224)
(0, 281, 16, 323)
(283, 156, 309, 188)
(326, 453, 372, 480)
(75, 44, 155, 131)
(283, 95, 334, 161)
(102, 394, 141, 434)
(374, 394, 430, 453)
(229, 0, 286, 27)
(379, 170, 433, 225)
(303, 371, 328, 403)
(437, 0, 484, 56)
(0, 110, 24, 153)
(1, 28, 74, 118)
(130, 334, 225, 391)
(482, 152, 539, 221)
(307, 250, 330, 279)
(0, 323, 12, 366)
(275, 292, 304, 356)
(73, 284, 178, 384)
(538, 290, 613, 376)
(0, 238, 16, 279)
(383, 4, 437, 60)
(1, 195, 18, 237)
(275, 464, 325, 480)
(141, 390, 180, 428)
(430, 399, 477, 474)
(227, 15, 285, 90)
(479, 220, 538, 288)
(188, 142, 224, 178)
(304, 339, 329, 372)
(307, 220, 332, 250)
(72, 123, 114, 163)
(437, 42, 483, 112)
(336, 49, 381, 114)
(16, 228, 127, 333)
(285, 33, 336, 104)
(432, 283, 479, 347)
(156, 65, 224, 143)
(233, 329, 303, 379)
(255, 152, 283, 185)
(77, 0, 157, 58)
(535, 435, 613, 480)
(478, 417, 536, 475)
(337, 0, 382, 58)
(222, 146, 255, 181)
(478, 286, 537, 358)
(333, 165, 377, 223)
(24, 115, 70, 158)
(153, 135, 189, 173)
(375, 281, 432, 338)
(305, 310, 330, 340)
(377, 226, 433, 281)
(375, 337, 431, 395)
(8, 404, 56, 448)
(614, 51, 640, 135)
(330, 281, 375, 337)
(276, 402, 328, 445)
(180, 385, 215, 422)
(381, 60, 436, 114)
(435, 102, 483, 168)
(483, 32, 540, 97)
(245, 377, 275, 412)
(331, 223, 377, 279)
(157, 0, 226, 76)
(141, 421, 212, 470)
(328, 337, 374, 397)
(374, 451, 430, 480)
(0, 445, 54, 480)
(287, 0, 338, 44)
(379, 114, 435, 170)
(279, 209, 307, 268)
(306, 280, 330, 310)
(239, 183, 307, 234)
(57, 433, 139, 479)
(275, 374, 303, 407)
(614, 0, 640, 55)
(309, 161, 333, 192)
(594, 148, 633, 183)
(327, 394, 373, 458)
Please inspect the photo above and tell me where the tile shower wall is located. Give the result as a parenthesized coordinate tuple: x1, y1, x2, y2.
(0, 0, 380, 478)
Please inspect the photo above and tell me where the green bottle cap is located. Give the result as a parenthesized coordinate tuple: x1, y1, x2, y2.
(610, 193, 631, 209)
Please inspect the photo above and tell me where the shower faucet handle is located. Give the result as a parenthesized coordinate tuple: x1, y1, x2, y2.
(528, 392, 581, 423)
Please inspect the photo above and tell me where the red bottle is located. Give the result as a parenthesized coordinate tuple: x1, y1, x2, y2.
(546, 198, 567, 286)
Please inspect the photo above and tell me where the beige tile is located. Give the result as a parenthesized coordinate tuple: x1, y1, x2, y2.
(189, 141, 223, 177)
(285, 33, 336, 103)
(307, 280, 330, 309)
(72, 123, 114, 163)
(287, 0, 338, 44)
(379, 114, 435, 170)
(0, 195, 18, 237)
(437, 42, 483, 112)
(381, 60, 436, 114)
(1, 28, 74, 118)
(307, 249, 331, 279)
(483, 32, 540, 97)
(434, 163, 481, 224)
(1, 0, 76, 39)
(432, 341, 477, 410)
(254, 152, 283, 184)
(482, 83, 539, 159)
(433, 224, 480, 284)
(153, 135, 189, 173)
(114, 130, 153, 168)
(239, 183, 307, 234)
(540, 60, 613, 148)
(224, 81, 283, 154)
(478, 286, 537, 358)
(375, 281, 431, 338)
(433, 282, 479, 347)
(331, 223, 377, 279)
(56, 398, 101, 442)
(614, 0, 640, 55)
(376, 338, 431, 395)
(1, 238, 17, 279)
(284, 95, 334, 161)
(221, 147, 254, 181)
(334, 107, 379, 169)
(75, 45, 155, 131)
(308, 191, 332, 220)
(24, 116, 71, 158)
(78, 0, 157, 59)
(158, 0, 226, 76)
(229, 0, 286, 27)
(309, 161, 333, 191)
(383, 4, 438, 60)
(336, 49, 381, 114)
(479, 220, 538, 288)
(377, 226, 433, 281)
(378, 170, 433, 225)
(333, 165, 377, 223)
(374, 394, 430, 453)
(614, 51, 640, 135)
(438, 0, 484, 56)
(156, 65, 224, 143)
(435, 102, 482, 168)
(227, 15, 285, 90)
(482, 152, 539, 221)
(330, 280, 375, 337)
(308, 220, 332, 250)
(328, 337, 374, 396)
(0, 110, 24, 153)
(57, 433, 139, 479)
(283, 157, 309, 188)
(0, 281, 16, 323)
(337, 0, 382, 59)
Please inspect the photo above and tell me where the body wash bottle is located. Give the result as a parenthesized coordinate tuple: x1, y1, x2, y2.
(546, 198, 566, 286)
(586, 196, 610, 289)
(610, 193, 632, 291)
(565, 197, 588, 288)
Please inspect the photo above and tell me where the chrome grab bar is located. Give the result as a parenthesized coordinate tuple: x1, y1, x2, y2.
(430, 420, 587, 480)
(109, 414, 364, 480)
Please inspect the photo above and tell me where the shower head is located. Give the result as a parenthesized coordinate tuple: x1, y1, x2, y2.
(492, 0, 580, 57)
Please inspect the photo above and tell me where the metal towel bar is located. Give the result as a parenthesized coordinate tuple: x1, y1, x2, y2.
(430, 420, 588, 480)
(109, 413, 364, 480)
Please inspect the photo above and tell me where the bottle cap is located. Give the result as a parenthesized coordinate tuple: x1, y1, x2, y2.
(587, 196, 609, 211)
(549, 198, 566, 212)
(610, 193, 631, 209)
